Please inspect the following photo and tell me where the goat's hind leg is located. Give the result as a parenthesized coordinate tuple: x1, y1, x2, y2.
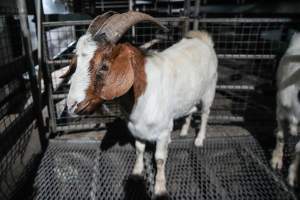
(195, 82, 216, 147)
(195, 109, 210, 147)
(271, 119, 285, 170)
(132, 140, 146, 175)
(180, 107, 197, 137)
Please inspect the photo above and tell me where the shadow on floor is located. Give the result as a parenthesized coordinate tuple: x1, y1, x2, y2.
(100, 118, 135, 151)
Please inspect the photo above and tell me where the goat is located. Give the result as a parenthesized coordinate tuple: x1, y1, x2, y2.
(63, 11, 218, 196)
(271, 32, 300, 186)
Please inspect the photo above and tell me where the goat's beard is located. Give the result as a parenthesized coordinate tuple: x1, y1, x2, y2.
(74, 97, 103, 115)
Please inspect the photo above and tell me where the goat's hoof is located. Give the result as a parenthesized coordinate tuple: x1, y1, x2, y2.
(194, 138, 204, 147)
(154, 192, 170, 200)
(270, 156, 283, 170)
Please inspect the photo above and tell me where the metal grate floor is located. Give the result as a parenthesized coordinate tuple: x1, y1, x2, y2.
(33, 135, 296, 200)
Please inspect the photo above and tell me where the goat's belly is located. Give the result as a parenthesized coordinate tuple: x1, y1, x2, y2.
(128, 121, 164, 142)
(172, 90, 204, 119)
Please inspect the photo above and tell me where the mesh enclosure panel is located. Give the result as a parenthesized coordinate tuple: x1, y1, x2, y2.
(0, 6, 42, 200)
(34, 134, 296, 200)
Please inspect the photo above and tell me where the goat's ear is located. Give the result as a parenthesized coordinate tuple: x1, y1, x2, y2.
(60, 55, 77, 78)
(100, 44, 135, 100)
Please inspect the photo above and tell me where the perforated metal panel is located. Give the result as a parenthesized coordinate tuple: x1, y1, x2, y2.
(34, 135, 297, 200)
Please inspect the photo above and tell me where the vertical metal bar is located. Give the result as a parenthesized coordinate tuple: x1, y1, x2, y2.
(193, 0, 200, 30)
(183, 17, 190, 34)
(35, 0, 57, 134)
(16, 0, 47, 150)
(129, 0, 136, 38)
(184, 0, 191, 16)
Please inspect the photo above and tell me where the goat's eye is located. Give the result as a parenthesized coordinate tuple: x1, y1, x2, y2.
(101, 63, 108, 71)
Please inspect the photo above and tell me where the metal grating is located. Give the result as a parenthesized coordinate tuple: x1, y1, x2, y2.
(34, 134, 296, 200)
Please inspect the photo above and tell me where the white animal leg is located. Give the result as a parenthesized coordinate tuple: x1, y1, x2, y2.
(195, 83, 215, 147)
(180, 106, 197, 137)
(288, 142, 300, 186)
(180, 114, 192, 136)
(154, 134, 169, 195)
(195, 110, 209, 147)
(132, 140, 146, 175)
(271, 120, 285, 170)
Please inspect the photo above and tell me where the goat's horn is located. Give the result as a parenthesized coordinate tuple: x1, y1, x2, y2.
(94, 11, 168, 44)
(87, 11, 118, 36)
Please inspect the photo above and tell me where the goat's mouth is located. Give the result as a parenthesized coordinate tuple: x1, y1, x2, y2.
(74, 98, 102, 115)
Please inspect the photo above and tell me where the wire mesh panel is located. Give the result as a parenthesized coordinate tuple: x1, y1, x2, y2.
(34, 134, 297, 200)
(72, 0, 131, 15)
(43, 18, 186, 133)
(192, 18, 290, 123)
(0, 6, 43, 200)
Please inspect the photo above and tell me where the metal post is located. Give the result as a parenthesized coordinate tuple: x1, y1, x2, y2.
(184, 0, 191, 16)
(129, 0, 136, 38)
(17, 0, 47, 150)
(182, 17, 190, 35)
(193, 0, 200, 30)
(35, 0, 57, 134)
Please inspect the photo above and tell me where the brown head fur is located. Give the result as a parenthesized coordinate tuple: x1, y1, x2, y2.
(74, 43, 147, 114)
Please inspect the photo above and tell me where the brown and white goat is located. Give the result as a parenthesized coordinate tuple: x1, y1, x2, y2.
(63, 11, 218, 196)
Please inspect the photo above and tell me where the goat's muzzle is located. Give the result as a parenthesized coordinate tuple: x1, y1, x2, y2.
(74, 98, 103, 115)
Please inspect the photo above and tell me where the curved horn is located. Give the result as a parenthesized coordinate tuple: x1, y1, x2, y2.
(87, 11, 118, 36)
(94, 11, 168, 44)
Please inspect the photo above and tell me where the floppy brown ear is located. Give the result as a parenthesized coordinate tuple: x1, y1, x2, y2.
(60, 55, 77, 78)
(100, 44, 135, 100)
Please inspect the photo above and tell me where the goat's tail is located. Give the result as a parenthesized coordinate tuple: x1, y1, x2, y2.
(185, 30, 214, 47)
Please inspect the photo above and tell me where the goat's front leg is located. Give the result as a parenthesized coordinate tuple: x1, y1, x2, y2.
(132, 140, 146, 175)
(288, 142, 300, 186)
(271, 119, 285, 169)
(154, 134, 169, 196)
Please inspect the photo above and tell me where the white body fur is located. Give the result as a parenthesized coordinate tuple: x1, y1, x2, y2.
(271, 33, 300, 186)
(129, 32, 217, 142)
(129, 31, 217, 195)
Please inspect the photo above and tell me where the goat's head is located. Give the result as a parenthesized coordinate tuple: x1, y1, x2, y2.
(62, 11, 167, 115)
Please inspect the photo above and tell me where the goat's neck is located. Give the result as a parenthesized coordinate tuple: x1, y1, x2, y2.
(119, 47, 147, 114)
